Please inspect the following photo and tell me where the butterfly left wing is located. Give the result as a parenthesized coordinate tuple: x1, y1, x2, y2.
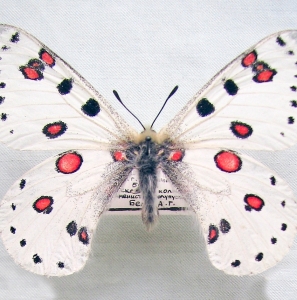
(0, 149, 132, 276)
(160, 30, 297, 151)
(162, 148, 297, 275)
(0, 24, 137, 150)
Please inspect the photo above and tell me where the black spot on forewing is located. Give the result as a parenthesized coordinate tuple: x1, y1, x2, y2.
(196, 98, 215, 117)
(224, 79, 238, 95)
(20, 179, 26, 189)
(270, 176, 276, 185)
(57, 79, 73, 95)
(276, 36, 286, 46)
(81, 98, 100, 117)
(10, 32, 19, 43)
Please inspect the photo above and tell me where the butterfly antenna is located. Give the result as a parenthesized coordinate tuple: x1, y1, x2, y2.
(150, 85, 178, 129)
(113, 90, 146, 130)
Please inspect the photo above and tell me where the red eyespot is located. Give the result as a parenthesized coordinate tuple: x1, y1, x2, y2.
(113, 151, 126, 161)
(169, 150, 183, 161)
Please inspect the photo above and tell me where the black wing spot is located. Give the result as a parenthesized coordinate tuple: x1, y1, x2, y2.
(220, 219, 231, 233)
(57, 79, 73, 95)
(20, 239, 26, 247)
(20, 179, 26, 189)
(255, 252, 263, 261)
(33, 254, 42, 264)
(81, 98, 100, 117)
(231, 260, 241, 267)
(270, 176, 276, 185)
(1, 113, 7, 121)
(276, 36, 286, 46)
(288, 116, 294, 124)
(196, 98, 215, 117)
(10, 32, 19, 43)
(224, 79, 238, 95)
(66, 221, 78, 236)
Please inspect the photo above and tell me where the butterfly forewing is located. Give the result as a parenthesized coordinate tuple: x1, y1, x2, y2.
(0, 25, 137, 150)
(161, 31, 297, 151)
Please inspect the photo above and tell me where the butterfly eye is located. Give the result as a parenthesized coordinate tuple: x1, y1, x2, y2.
(169, 150, 184, 161)
(113, 151, 127, 161)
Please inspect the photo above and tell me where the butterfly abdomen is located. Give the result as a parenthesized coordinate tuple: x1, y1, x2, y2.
(137, 137, 159, 230)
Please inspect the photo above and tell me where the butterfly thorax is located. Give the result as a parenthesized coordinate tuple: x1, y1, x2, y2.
(111, 137, 184, 230)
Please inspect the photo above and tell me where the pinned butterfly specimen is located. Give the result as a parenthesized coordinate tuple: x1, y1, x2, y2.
(0, 25, 297, 277)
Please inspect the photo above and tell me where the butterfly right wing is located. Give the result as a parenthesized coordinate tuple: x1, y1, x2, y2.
(0, 149, 132, 276)
(162, 147, 297, 275)
(0, 24, 137, 151)
(160, 30, 297, 151)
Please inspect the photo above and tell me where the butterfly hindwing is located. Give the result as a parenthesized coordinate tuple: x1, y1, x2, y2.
(0, 149, 133, 275)
(163, 148, 297, 275)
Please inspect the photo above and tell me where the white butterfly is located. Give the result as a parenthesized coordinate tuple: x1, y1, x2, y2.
(0, 25, 296, 277)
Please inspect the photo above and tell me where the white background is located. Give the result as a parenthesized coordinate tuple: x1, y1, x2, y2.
(0, 1, 297, 299)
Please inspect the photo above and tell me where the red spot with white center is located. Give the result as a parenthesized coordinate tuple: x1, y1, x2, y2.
(20, 66, 43, 80)
(214, 150, 242, 173)
(56, 152, 83, 174)
(169, 150, 184, 161)
(208, 225, 219, 244)
(244, 194, 265, 211)
(39, 49, 55, 67)
(230, 121, 253, 139)
(78, 227, 89, 245)
(33, 196, 54, 213)
(242, 51, 257, 67)
(254, 70, 276, 82)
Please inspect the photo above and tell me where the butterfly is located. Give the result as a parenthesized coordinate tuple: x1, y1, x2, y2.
(0, 24, 297, 277)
